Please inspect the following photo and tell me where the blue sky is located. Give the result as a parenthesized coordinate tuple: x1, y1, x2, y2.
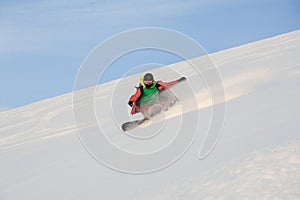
(0, 0, 299, 108)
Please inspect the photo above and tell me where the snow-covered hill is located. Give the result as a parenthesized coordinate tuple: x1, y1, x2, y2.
(1, 30, 300, 199)
(0, 106, 10, 113)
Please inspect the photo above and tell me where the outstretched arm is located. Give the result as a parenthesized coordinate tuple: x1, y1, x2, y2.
(157, 77, 186, 90)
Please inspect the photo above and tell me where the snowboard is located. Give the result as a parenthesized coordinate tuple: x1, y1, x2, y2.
(122, 101, 175, 132)
(121, 118, 149, 132)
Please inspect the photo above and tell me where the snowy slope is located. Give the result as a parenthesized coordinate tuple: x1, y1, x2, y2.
(0, 106, 10, 113)
(1, 30, 300, 199)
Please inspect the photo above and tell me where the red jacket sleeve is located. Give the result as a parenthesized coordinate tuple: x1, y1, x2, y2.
(157, 80, 179, 90)
(129, 87, 142, 102)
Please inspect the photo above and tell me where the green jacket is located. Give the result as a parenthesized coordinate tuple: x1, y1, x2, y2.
(140, 82, 160, 106)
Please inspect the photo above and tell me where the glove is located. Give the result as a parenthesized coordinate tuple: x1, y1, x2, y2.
(178, 77, 187, 82)
(128, 101, 134, 107)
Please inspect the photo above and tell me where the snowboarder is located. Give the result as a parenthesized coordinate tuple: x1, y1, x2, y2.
(128, 72, 187, 119)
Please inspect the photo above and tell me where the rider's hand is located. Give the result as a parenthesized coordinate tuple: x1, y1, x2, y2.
(128, 101, 134, 107)
(178, 77, 187, 82)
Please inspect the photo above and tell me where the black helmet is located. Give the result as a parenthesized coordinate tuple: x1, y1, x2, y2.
(144, 73, 154, 81)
